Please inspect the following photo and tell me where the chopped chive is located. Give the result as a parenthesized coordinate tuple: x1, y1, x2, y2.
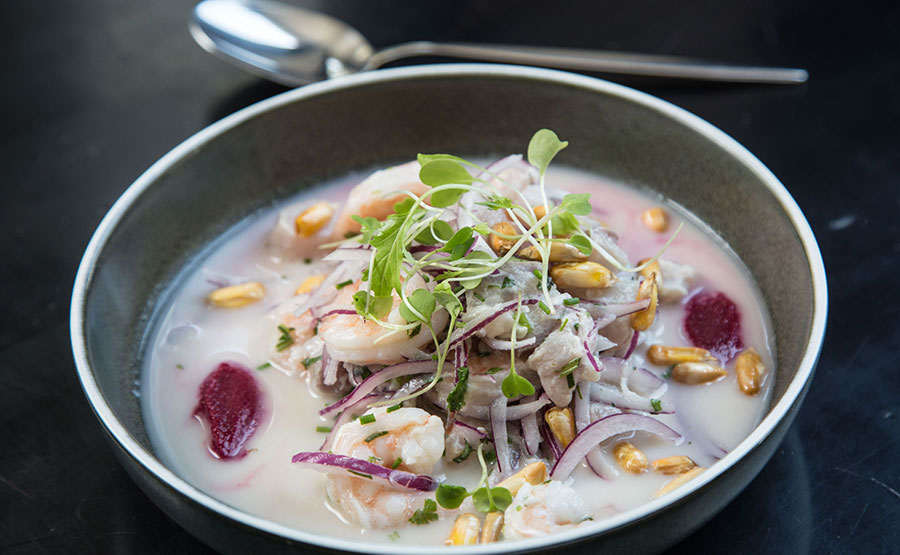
(559, 318, 569, 331)
(574, 322, 580, 332)
(452, 442, 473, 463)
(388, 531, 400, 542)
(364, 430, 389, 442)
(359, 414, 376, 425)
(335, 279, 353, 289)
(386, 404, 402, 413)
(576, 384, 583, 400)
(650, 399, 663, 412)
(348, 470, 373, 479)
(255, 362, 271, 370)
(486, 367, 503, 374)
(538, 301, 551, 314)
(175, 363, 184, 370)
(533, 269, 543, 280)
(559, 357, 581, 376)
(474, 292, 485, 302)
(663, 366, 674, 380)
(563, 297, 580, 306)
(301, 355, 322, 369)
(315, 426, 331, 433)
(391, 457, 403, 469)
(502, 277, 515, 288)
(566, 372, 576, 388)
(276, 324, 295, 351)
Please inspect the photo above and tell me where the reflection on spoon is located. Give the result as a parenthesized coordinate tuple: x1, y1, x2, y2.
(190, 0, 809, 87)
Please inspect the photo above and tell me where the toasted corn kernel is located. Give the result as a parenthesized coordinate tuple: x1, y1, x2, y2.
(208, 281, 265, 308)
(647, 345, 715, 366)
(630, 272, 659, 331)
(294, 201, 334, 237)
(654, 466, 706, 498)
(497, 462, 548, 496)
(533, 205, 548, 220)
(641, 207, 668, 233)
(295, 274, 325, 295)
(517, 242, 587, 263)
(550, 262, 616, 289)
(736, 347, 765, 396)
(671, 361, 727, 385)
(481, 511, 504, 544)
(613, 441, 649, 474)
(545, 407, 576, 448)
(448, 513, 481, 546)
(652, 455, 698, 475)
(637, 257, 662, 281)
(490, 221, 518, 255)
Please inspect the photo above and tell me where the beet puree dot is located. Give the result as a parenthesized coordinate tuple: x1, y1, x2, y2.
(684, 291, 744, 362)
(194, 362, 262, 459)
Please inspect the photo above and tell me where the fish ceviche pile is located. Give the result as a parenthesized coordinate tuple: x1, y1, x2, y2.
(194, 129, 770, 545)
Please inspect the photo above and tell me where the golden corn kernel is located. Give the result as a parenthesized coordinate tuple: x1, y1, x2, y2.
(533, 205, 548, 220)
(641, 207, 668, 233)
(654, 466, 706, 498)
(630, 272, 659, 331)
(480, 511, 504, 544)
(549, 262, 616, 289)
(647, 345, 715, 366)
(517, 242, 587, 263)
(294, 201, 334, 238)
(294, 274, 325, 295)
(736, 347, 766, 396)
(652, 455, 698, 475)
(448, 513, 481, 546)
(208, 281, 265, 308)
(671, 361, 727, 385)
(637, 257, 662, 281)
(490, 221, 518, 255)
(544, 407, 576, 448)
(613, 441, 649, 474)
(497, 461, 548, 496)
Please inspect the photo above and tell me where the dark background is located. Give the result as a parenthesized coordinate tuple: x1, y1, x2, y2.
(2, 0, 899, 553)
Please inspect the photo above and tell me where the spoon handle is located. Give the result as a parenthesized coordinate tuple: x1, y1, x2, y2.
(366, 41, 807, 85)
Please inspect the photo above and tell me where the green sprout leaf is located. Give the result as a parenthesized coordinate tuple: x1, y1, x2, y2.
(399, 288, 436, 324)
(527, 129, 568, 176)
(476, 194, 516, 211)
(414, 220, 454, 245)
(435, 484, 468, 509)
(352, 290, 392, 320)
(471, 486, 513, 513)
(569, 234, 593, 256)
(501, 373, 535, 398)
(558, 193, 592, 216)
(419, 160, 474, 207)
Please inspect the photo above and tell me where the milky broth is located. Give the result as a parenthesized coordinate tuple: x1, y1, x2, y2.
(142, 166, 774, 546)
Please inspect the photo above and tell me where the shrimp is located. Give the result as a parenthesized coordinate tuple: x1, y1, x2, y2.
(502, 481, 592, 540)
(332, 161, 430, 241)
(326, 407, 445, 529)
(318, 273, 448, 365)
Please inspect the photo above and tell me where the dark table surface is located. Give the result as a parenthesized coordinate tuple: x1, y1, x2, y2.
(2, 0, 899, 553)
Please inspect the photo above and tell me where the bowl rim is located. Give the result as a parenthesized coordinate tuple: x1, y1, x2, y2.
(70, 63, 827, 554)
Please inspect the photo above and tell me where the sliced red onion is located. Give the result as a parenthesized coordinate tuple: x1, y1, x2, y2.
(592, 311, 616, 331)
(584, 342, 603, 372)
(322, 247, 373, 263)
(490, 396, 511, 476)
(550, 413, 683, 480)
(321, 347, 339, 386)
(483, 336, 537, 351)
(317, 308, 357, 319)
(291, 452, 438, 491)
(573, 382, 609, 478)
(538, 410, 563, 461)
(450, 299, 540, 347)
(624, 330, 640, 360)
(520, 407, 541, 456)
(589, 383, 674, 414)
(597, 358, 668, 399)
(319, 392, 382, 450)
(582, 298, 650, 317)
(319, 360, 437, 416)
(451, 420, 487, 444)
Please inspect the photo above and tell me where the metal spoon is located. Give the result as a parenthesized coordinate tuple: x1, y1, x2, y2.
(190, 0, 808, 86)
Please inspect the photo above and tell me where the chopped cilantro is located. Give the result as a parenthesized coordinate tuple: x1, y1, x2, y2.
(175, 363, 184, 370)
(452, 441, 473, 463)
(446, 366, 469, 412)
(650, 398, 663, 412)
(502, 276, 515, 289)
(408, 499, 439, 525)
(388, 531, 400, 542)
(301, 355, 322, 369)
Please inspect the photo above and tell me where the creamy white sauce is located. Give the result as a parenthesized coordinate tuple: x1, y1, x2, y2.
(142, 166, 774, 546)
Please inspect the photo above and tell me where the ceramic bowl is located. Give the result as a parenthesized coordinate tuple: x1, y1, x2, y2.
(70, 64, 827, 554)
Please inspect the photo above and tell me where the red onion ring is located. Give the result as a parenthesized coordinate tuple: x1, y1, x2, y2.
(291, 452, 438, 492)
(319, 360, 437, 416)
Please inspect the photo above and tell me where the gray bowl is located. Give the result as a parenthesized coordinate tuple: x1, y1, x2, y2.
(70, 64, 827, 554)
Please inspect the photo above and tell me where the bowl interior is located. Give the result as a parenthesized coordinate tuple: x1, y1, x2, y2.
(75, 66, 820, 550)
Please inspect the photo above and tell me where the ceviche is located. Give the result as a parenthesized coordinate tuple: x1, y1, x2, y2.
(144, 130, 773, 546)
